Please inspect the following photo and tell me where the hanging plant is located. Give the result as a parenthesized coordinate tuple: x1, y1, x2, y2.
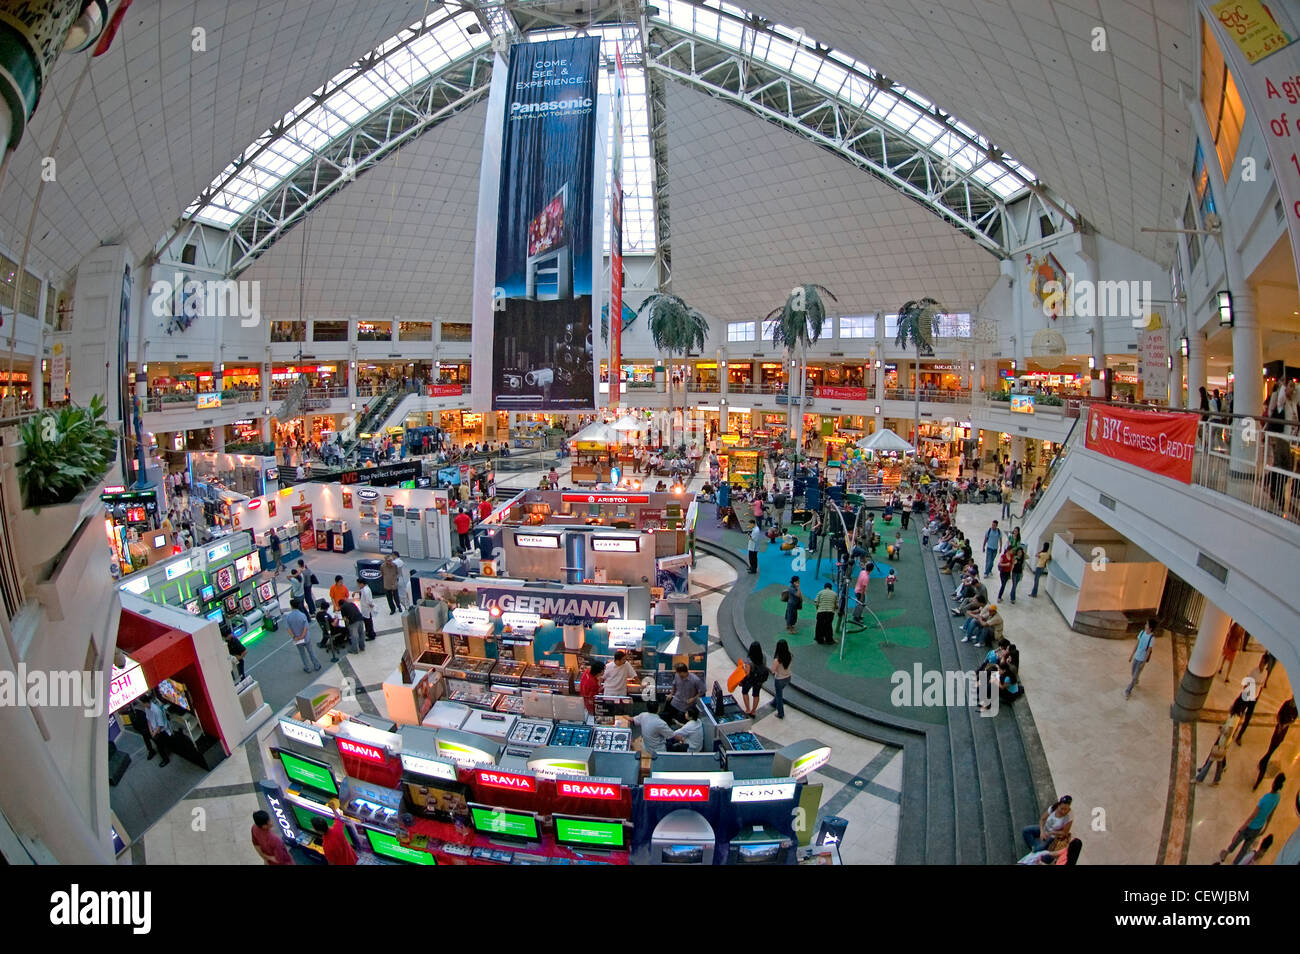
(17, 395, 117, 511)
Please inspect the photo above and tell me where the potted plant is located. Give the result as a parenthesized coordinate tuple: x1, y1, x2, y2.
(894, 298, 944, 448)
(638, 294, 709, 447)
(768, 284, 837, 465)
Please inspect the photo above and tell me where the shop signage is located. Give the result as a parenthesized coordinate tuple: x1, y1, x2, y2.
(657, 554, 691, 571)
(556, 778, 621, 800)
(528, 758, 591, 779)
(205, 541, 232, 562)
(435, 739, 496, 768)
(561, 493, 649, 505)
(164, 558, 192, 581)
(278, 718, 325, 748)
(1210, 0, 1291, 64)
(400, 752, 458, 781)
(515, 533, 561, 549)
(501, 612, 542, 631)
(337, 737, 387, 764)
(1010, 394, 1035, 414)
(265, 791, 297, 844)
(196, 392, 222, 409)
(427, 383, 464, 397)
(477, 585, 624, 624)
(476, 769, 537, 793)
(606, 619, 646, 645)
(591, 537, 638, 553)
(119, 575, 150, 595)
(789, 746, 832, 779)
(102, 485, 125, 495)
(730, 780, 798, 803)
(247, 499, 262, 509)
(1083, 405, 1198, 484)
(108, 664, 149, 714)
(643, 782, 709, 802)
(451, 607, 492, 627)
(357, 489, 379, 500)
(813, 385, 868, 401)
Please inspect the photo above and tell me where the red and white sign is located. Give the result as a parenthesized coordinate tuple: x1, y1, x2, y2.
(643, 783, 709, 802)
(247, 499, 262, 509)
(561, 493, 649, 505)
(814, 385, 868, 401)
(476, 769, 537, 793)
(427, 383, 464, 397)
(337, 738, 387, 764)
(557, 779, 621, 800)
(1084, 405, 1199, 484)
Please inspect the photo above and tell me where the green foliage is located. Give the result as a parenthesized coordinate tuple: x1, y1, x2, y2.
(894, 298, 942, 355)
(638, 293, 710, 357)
(17, 395, 117, 510)
(767, 284, 838, 353)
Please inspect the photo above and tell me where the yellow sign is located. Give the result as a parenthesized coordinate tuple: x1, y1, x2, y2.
(1210, 0, 1293, 64)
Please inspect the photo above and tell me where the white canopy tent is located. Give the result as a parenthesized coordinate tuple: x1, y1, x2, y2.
(855, 429, 916, 454)
(569, 421, 622, 444)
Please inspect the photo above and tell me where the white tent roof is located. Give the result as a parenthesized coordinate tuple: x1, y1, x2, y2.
(570, 422, 621, 444)
(610, 415, 644, 432)
(856, 429, 915, 453)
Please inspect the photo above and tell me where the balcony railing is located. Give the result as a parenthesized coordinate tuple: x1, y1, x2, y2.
(1193, 417, 1300, 527)
(884, 388, 972, 404)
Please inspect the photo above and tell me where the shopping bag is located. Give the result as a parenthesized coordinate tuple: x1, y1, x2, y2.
(726, 660, 747, 692)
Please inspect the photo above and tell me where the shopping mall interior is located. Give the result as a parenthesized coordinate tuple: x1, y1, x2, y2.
(0, 0, 1297, 875)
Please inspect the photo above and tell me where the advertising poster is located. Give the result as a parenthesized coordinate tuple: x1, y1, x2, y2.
(491, 36, 602, 411)
(1084, 405, 1199, 484)
(609, 42, 626, 408)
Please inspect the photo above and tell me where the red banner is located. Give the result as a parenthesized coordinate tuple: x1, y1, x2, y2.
(1084, 405, 1199, 484)
(814, 385, 868, 401)
(427, 384, 463, 397)
(561, 493, 649, 504)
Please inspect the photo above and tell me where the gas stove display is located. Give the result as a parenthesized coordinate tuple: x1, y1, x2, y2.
(551, 723, 593, 747)
(592, 727, 630, 752)
(509, 720, 554, 746)
(726, 731, 763, 751)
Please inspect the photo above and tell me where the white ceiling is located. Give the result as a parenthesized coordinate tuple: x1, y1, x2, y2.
(747, 0, 1196, 266)
(0, 0, 428, 285)
(0, 0, 1196, 302)
(663, 83, 1001, 319)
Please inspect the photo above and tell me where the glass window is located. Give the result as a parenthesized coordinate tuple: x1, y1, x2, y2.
(1192, 142, 1216, 222)
(884, 314, 900, 339)
(727, 321, 755, 342)
(839, 315, 875, 338)
(270, 321, 305, 343)
(399, 321, 433, 342)
(808, 316, 833, 340)
(1200, 18, 1246, 178)
(356, 320, 391, 341)
(762, 318, 780, 342)
(1183, 197, 1200, 272)
(440, 322, 472, 342)
(312, 320, 348, 342)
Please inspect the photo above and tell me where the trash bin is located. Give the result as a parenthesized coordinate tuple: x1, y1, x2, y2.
(816, 815, 849, 847)
(356, 558, 385, 597)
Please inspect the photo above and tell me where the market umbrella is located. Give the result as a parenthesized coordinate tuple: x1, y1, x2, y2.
(569, 421, 621, 444)
(855, 428, 915, 454)
(610, 415, 643, 433)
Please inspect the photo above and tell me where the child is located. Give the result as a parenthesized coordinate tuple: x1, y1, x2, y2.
(886, 568, 897, 598)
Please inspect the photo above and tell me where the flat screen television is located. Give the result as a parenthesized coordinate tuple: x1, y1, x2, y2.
(234, 551, 262, 581)
(241, 595, 256, 613)
(200, 584, 216, 602)
(151, 533, 168, 548)
(290, 804, 357, 846)
(257, 581, 276, 602)
(727, 841, 787, 864)
(468, 802, 540, 842)
(660, 844, 704, 864)
(214, 565, 237, 593)
(224, 595, 240, 613)
(404, 780, 469, 822)
(365, 828, 436, 865)
(724, 750, 777, 779)
(155, 678, 190, 710)
(184, 601, 201, 615)
(553, 815, 628, 851)
(527, 185, 567, 256)
(278, 750, 340, 797)
(205, 607, 224, 623)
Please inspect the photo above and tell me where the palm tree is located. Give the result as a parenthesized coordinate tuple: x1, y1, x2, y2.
(767, 284, 837, 464)
(894, 297, 943, 451)
(638, 292, 709, 449)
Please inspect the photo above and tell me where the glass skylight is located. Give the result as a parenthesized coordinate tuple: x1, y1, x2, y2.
(650, 0, 1035, 200)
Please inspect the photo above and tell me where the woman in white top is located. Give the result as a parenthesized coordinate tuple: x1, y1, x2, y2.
(1022, 795, 1073, 852)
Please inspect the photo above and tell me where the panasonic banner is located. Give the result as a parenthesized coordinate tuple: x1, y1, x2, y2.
(472, 36, 606, 412)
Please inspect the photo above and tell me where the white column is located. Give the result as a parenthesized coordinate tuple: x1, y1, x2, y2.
(1172, 602, 1232, 721)
(1076, 234, 1106, 399)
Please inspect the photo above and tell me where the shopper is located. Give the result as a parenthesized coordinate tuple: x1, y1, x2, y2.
(145, 691, 173, 768)
(664, 662, 705, 725)
(1219, 622, 1245, 681)
(267, 529, 283, 575)
(1123, 618, 1158, 699)
(1194, 717, 1235, 786)
(315, 599, 341, 663)
(338, 597, 365, 654)
(783, 575, 802, 633)
(128, 697, 157, 760)
(285, 604, 322, 673)
(1008, 540, 1026, 603)
(251, 810, 295, 865)
(226, 631, 248, 680)
(287, 568, 305, 611)
(1232, 674, 1260, 744)
(813, 582, 838, 645)
(391, 551, 410, 610)
(633, 706, 675, 755)
(354, 579, 377, 640)
(747, 523, 762, 574)
(1029, 543, 1050, 598)
(665, 707, 704, 752)
(329, 575, 349, 609)
(1233, 834, 1275, 866)
(771, 639, 793, 719)
(1221, 774, 1286, 864)
(982, 520, 1002, 577)
(297, 559, 317, 611)
(851, 559, 871, 623)
(736, 640, 769, 717)
(381, 554, 401, 614)
(995, 544, 1014, 601)
(580, 660, 606, 715)
(1023, 795, 1074, 852)
(1253, 696, 1296, 790)
(602, 650, 638, 696)
(311, 807, 357, 865)
(454, 508, 473, 554)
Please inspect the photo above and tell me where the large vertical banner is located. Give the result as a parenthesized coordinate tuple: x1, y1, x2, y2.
(1205, 1, 1300, 287)
(490, 37, 602, 412)
(609, 43, 626, 409)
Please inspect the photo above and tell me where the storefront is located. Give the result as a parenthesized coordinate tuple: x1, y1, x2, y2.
(271, 363, 341, 392)
(102, 486, 165, 575)
(190, 451, 279, 499)
(758, 362, 787, 391)
(0, 366, 35, 409)
(727, 361, 754, 391)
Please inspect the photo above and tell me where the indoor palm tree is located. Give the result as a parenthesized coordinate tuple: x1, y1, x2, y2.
(639, 292, 709, 448)
(894, 297, 943, 452)
(767, 284, 837, 463)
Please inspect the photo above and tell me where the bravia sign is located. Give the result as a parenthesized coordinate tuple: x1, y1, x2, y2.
(1083, 404, 1198, 484)
(475, 769, 537, 793)
(337, 738, 387, 764)
(643, 783, 709, 802)
(556, 778, 621, 800)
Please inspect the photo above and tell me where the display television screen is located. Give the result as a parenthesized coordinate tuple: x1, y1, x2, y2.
(155, 678, 190, 710)
(257, 581, 275, 602)
(553, 815, 626, 850)
(200, 584, 216, 601)
(661, 844, 703, 864)
(279, 750, 339, 796)
(205, 608, 224, 623)
(365, 828, 436, 865)
(234, 551, 262, 581)
(241, 595, 256, 613)
(527, 186, 567, 256)
(289, 804, 357, 846)
(214, 566, 237, 592)
(468, 803, 539, 841)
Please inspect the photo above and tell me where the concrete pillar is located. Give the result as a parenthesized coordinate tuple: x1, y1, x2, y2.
(1075, 234, 1106, 399)
(214, 426, 226, 453)
(1186, 332, 1206, 410)
(1171, 602, 1232, 722)
(1011, 435, 1026, 464)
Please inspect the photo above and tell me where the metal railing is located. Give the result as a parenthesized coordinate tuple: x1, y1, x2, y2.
(1193, 418, 1300, 526)
(884, 387, 971, 403)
